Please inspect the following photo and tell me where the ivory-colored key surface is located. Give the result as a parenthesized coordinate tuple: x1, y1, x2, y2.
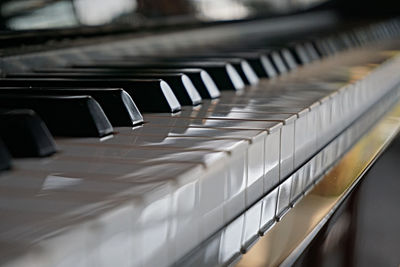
(146, 111, 295, 178)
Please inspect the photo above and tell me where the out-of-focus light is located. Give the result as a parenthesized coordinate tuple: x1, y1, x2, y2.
(73, 0, 137, 25)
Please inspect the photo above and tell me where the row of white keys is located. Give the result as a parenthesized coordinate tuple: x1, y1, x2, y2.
(146, 109, 296, 179)
(143, 104, 311, 252)
(124, 117, 283, 255)
(143, 115, 283, 193)
(55, 117, 283, 261)
(120, 123, 281, 251)
(126, 125, 275, 204)
(195, 101, 315, 168)
(1, 159, 209, 267)
(217, 84, 400, 260)
(48, 137, 245, 243)
(191, 47, 400, 258)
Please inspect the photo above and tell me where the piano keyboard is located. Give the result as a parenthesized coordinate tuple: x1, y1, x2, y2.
(1, 19, 400, 267)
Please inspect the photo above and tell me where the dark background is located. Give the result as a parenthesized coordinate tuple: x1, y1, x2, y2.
(294, 134, 400, 267)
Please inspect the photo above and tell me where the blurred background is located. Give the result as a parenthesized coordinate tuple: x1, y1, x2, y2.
(1, 0, 399, 31)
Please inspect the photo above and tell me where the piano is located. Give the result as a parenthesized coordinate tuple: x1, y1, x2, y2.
(1, 0, 400, 266)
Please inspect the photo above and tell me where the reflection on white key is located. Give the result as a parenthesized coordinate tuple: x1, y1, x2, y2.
(260, 187, 279, 234)
(0, 168, 176, 267)
(218, 214, 243, 265)
(241, 201, 262, 251)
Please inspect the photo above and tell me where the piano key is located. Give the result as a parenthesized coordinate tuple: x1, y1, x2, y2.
(8, 72, 202, 106)
(303, 42, 320, 61)
(259, 187, 279, 234)
(144, 115, 282, 131)
(60, 114, 277, 208)
(192, 103, 315, 167)
(276, 175, 293, 219)
(255, 49, 288, 74)
(0, 109, 57, 157)
(313, 38, 333, 57)
(0, 138, 12, 171)
(35, 67, 221, 99)
(0, 87, 143, 127)
(289, 165, 305, 206)
(218, 214, 244, 264)
(12, 149, 230, 260)
(54, 122, 279, 258)
(146, 110, 294, 180)
(122, 125, 272, 205)
(131, 56, 259, 85)
(58, 136, 248, 227)
(280, 48, 298, 70)
(124, 73, 203, 105)
(0, 167, 180, 267)
(0, 95, 113, 137)
(241, 200, 262, 251)
(288, 43, 311, 65)
(75, 61, 245, 91)
(180, 57, 259, 86)
(207, 52, 278, 78)
(0, 78, 181, 113)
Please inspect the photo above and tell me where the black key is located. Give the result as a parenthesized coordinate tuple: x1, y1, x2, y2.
(207, 52, 277, 78)
(35, 67, 220, 99)
(282, 48, 298, 70)
(10, 72, 201, 106)
(303, 42, 320, 61)
(0, 78, 181, 113)
(312, 38, 332, 57)
(324, 37, 340, 54)
(0, 109, 57, 157)
(338, 33, 353, 50)
(292, 43, 311, 64)
(210, 47, 287, 75)
(0, 94, 113, 137)
(75, 61, 245, 91)
(0, 138, 12, 171)
(133, 69, 220, 99)
(0, 87, 143, 127)
(205, 58, 258, 85)
(132, 56, 259, 85)
(260, 50, 288, 74)
(127, 73, 202, 105)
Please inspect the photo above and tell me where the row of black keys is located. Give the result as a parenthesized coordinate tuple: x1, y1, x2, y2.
(0, 19, 399, 170)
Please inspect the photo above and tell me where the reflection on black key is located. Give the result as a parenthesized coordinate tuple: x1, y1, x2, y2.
(279, 48, 298, 70)
(0, 78, 181, 113)
(288, 43, 310, 65)
(75, 61, 245, 91)
(303, 42, 320, 61)
(0, 138, 11, 171)
(34, 67, 220, 99)
(119, 73, 201, 106)
(220, 52, 277, 78)
(9, 72, 201, 106)
(267, 50, 288, 74)
(0, 109, 57, 157)
(0, 87, 143, 127)
(135, 56, 259, 85)
(207, 58, 258, 85)
(0, 95, 113, 137)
